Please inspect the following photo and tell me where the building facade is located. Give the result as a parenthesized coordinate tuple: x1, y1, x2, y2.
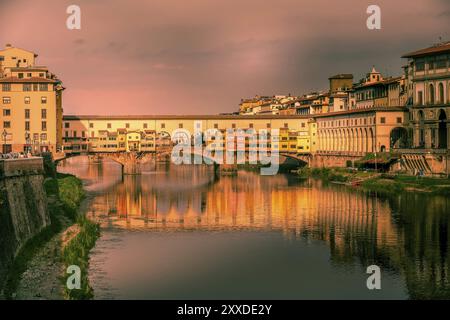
(402, 42, 450, 150)
(0, 44, 64, 154)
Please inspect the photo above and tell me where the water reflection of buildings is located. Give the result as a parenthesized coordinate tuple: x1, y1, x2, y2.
(60, 158, 450, 299)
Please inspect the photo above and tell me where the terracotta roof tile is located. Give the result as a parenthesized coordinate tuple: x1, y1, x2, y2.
(402, 42, 450, 58)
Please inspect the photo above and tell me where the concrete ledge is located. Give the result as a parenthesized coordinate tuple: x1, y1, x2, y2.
(0, 158, 44, 179)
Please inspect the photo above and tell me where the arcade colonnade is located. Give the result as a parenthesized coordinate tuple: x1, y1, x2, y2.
(317, 126, 376, 154)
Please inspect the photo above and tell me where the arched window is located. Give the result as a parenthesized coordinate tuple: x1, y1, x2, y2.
(429, 84, 435, 104)
(438, 83, 444, 104)
(448, 83, 450, 103)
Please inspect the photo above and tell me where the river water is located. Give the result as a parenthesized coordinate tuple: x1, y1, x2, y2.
(57, 156, 450, 299)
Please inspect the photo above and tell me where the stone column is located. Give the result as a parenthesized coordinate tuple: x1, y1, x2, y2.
(412, 124, 420, 147)
(431, 125, 439, 149)
(424, 125, 432, 149)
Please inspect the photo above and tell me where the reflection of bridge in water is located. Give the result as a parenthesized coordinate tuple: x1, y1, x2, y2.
(60, 149, 309, 175)
(58, 157, 450, 299)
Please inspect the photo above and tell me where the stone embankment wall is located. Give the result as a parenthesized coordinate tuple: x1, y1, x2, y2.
(0, 158, 50, 289)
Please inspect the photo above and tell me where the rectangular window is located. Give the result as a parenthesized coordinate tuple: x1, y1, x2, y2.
(415, 61, 425, 72)
(143, 123, 148, 129)
(232, 123, 236, 129)
(33, 133, 39, 141)
(284, 123, 288, 128)
(39, 73, 45, 77)
(25, 109, 30, 119)
(179, 123, 183, 129)
(41, 109, 47, 119)
(380, 117, 386, 124)
(64, 122, 70, 128)
(39, 83, 48, 91)
(161, 123, 165, 129)
(25, 121, 30, 131)
(89, 123, 94, 128)
(3, 121, 11, 128)
(107, 123, 112, 129)
(2, 84, 11, 91)
(33, 84, 38, 91)
(126, 123, 130, 129)
(397, 117, 402, 124)
(436, 60, 447, 69)
(3, 109, 10, 116)
(40, 133, 47, 141)
(266, 123, 271, 128)
(25, 96, 30, 104)
(249, 123, 254, 128)
(27, 73, 32, 77)
(41, 96, 47, 104)
(41, 121, 47, 131)
(301, 123, 305, 128)
(18, 73, 24, 79)
(2, 97, 11, 104)
(23, 84, 32, 91)
(214, 123, 218, 129)
(65, 131, 69, 138)
(73, 131, 77, 138)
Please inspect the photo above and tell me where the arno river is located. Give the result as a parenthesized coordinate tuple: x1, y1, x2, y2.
(58, 156, 450, 299)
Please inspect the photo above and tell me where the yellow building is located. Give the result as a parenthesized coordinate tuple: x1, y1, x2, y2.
(297, 120, 317, 154)
(0, 44, 64, 154)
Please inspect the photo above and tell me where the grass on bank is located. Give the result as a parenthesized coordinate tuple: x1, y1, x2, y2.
(2, 172, 99, 300)
(62, 215, 99, 300)
(56, 173, 100, 300)
(362, 175, 450, 195)
(298, 167, 450, 195)
(298, 167, 375, 183)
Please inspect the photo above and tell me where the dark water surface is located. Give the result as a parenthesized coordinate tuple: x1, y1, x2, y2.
(58, 156, 450, 299)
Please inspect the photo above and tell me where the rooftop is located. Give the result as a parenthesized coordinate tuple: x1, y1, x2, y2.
(329, 74, 353, 80)
(402, 41, 450, 58)
(0, 77, 58, 84)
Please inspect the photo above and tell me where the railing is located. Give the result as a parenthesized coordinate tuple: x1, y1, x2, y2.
(392, 148, 448, 155)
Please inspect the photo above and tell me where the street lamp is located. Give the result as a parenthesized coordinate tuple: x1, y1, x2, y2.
(25, 131, 30, 154)
(2, 129, 8, 154)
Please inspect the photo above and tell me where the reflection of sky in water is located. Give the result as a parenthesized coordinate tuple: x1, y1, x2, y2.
(58, 157, 450, 300)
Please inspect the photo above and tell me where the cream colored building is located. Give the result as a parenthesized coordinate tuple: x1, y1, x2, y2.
(0, 44, 64, 154)
(62, 115, 314, 154)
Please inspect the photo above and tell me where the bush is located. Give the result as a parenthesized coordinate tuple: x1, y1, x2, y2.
(58, 175, 85, 220)
(42, 152, 56, 178)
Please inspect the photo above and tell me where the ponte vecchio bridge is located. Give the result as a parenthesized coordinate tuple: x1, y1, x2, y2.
(60, 110, 449, 175)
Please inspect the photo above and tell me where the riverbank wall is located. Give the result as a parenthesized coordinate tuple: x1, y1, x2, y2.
(0, 158, 50, 290)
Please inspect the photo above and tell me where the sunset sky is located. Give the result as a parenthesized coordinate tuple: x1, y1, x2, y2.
(1, 0, 449, 115)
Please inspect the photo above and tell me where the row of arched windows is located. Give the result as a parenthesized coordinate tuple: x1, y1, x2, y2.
(317, 127, 375, 153)
(428, 82, 448, 104)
